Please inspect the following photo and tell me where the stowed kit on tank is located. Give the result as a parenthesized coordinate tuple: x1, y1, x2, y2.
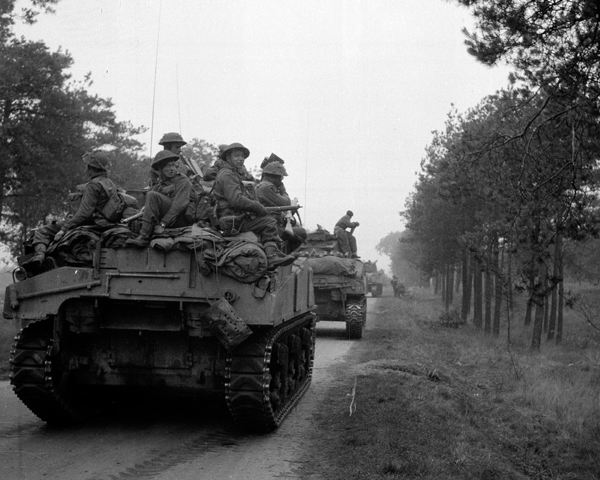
(4, 224, 316, 432)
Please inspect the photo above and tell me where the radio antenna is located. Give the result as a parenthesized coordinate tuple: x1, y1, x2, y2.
(149, 0, 163, 159)
(304, 104, 310, 226)
(176, 63, 182, 136)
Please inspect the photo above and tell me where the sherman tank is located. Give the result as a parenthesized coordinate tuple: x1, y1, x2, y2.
(4, 219, 316, 432)
(364, 261, 383, 297)
(296, 227, 367, 339)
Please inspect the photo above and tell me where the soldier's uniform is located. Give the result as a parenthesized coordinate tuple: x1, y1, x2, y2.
(151, 132, 192, 185)
(213, 163, 279, 244)
(27, 151, 122, 269)
(203, 159, 254, 182)
(213, 143, 294, 268)
(127, 151, 195, 247)
(256, 179, 291, 217)
(144, 171, 195, 228)
(256, 161, 306, 251)
(335, 211, 359, 257)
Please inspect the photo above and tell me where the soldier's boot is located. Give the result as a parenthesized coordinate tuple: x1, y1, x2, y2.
(25, 244, 47, 270)
(351, 253, 360, 258)
(264, 242, 296, 269)
(125, 221, 152, 248)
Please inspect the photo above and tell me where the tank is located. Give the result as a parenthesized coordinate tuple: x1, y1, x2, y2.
(4, 223, 316, 433)
(364, 261, 383, 297)
(296, 228, 367, 339)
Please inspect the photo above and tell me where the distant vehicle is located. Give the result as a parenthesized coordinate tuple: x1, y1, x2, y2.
(364, 261, 383, 297)
(4, 197, 316, 433)
(296, 228, 367, 339)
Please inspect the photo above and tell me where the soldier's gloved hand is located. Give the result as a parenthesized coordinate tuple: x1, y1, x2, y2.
(254, 203, 269, 217)
(54, 229, 66, 242)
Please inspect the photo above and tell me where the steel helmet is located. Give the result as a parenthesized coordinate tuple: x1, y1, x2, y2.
(83, 151, 110, 171)
(262, 161, 288, 177)
(151, 150, 179, 169)
(220, 142, 250, 160)
(260, 152, 285, 169)
(158, 132, 186, 146)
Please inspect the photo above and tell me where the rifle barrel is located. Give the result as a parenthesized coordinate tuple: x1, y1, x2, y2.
(265, 205, 302, 212)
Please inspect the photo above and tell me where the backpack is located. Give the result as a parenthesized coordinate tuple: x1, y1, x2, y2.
(69, 177, 134, 223)
(94, 177, 134, 223)
(192, 181, 218, 227)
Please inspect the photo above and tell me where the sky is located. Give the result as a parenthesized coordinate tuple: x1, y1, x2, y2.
(13, 0, 512, 273)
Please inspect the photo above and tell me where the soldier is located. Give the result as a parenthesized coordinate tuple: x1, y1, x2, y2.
(391, 275, 399, 296)
(257, 161, 290, 210)
(203, 143, 255, 182)
(256, 159, 306, 251)
(25, 151, 127, 269)
(260, 152, 285, 170)
(152, 132, 191, 183)
(212, 142, 294, 268)
(334, 210, 360, 258)
(126, 150, 196, 247)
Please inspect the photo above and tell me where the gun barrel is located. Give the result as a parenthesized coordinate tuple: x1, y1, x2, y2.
(265, 205, 302, 212)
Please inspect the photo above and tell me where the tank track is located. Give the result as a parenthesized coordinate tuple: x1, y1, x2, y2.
(9, 319, 94, 424)
(225, 312, 316, 432)
(345, 297, 366, 340)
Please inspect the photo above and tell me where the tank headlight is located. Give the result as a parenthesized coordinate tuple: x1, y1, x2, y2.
(14, 267, 28, 282)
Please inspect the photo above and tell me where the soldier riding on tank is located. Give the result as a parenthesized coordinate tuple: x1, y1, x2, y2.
(126, 150, 196, 247)
(212, 143, 295, 269)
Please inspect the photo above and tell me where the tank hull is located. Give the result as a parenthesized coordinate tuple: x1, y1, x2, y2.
(5, 247, 316, 432)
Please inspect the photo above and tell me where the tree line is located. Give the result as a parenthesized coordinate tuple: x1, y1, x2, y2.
(399, 0, 600, 350)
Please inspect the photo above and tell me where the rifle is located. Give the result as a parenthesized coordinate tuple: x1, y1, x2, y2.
(265, 205, 302, 213)
(219, 205, 303, 236)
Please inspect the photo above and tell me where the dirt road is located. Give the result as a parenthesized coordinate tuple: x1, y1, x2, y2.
(0, 299, 377, 480)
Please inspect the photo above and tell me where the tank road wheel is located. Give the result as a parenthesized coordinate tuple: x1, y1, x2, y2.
(10, 319, 96, 425)
(269, 342, 289, 410)
(345, 297, 366, 340)
(226, 313, 316, 433)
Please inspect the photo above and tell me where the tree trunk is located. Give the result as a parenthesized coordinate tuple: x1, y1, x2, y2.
(507, 248, 513, 311)
(473, 258, 483, 329)
(548, 234, 561, 341)
(531, 260, 547, 350)
(484, 266, 492, 333)
(441, 269, 446, 306)
(447, 264, 454, 309)
(493, 248, 503, 336)
(543, 292, 549, 333)
(556, 234, 564, 344)
(461, 249, 471, 322)
(531, 291, 545, 350)
(525, 298, 533, 326)
(524, 247, 536, 326)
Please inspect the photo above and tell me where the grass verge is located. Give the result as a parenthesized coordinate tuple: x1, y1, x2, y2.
(297, 289, 600, 480)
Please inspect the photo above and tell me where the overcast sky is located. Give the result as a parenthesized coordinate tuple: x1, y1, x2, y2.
(14, 0, 511, 273)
